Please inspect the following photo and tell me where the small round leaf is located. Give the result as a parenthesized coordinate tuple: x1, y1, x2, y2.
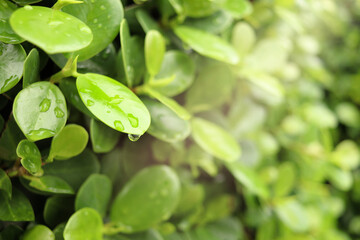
(16, 139, 42, 175)
(145, 30, 165, 76)
(22, 225, 55, 240)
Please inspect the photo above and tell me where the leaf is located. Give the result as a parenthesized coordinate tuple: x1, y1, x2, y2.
(141, 86, 191, 120)
(100, 149, 122, 185)
(43, 149, 100, 190)
(231, 22, 256, 57)
(0, 224, 23, 240)
(0, 0, 23, 43)
(135, 9, 162, 33)
(22, 225, 55, 240)
(48, 124, 89, 161)
(174, 183, 204, 216)
(13, 81, 67, 142)
(62, 0, 123, 61)
(90, 119, 120, 153)
(76, 73, 151, 135)
(145, 30, 166, 76)
(222, 0, 252, 18)
(23, 48, 40, 88)
(29, 176, 75, 194)
(0, 42, 26, 94)
(11, 0, 42, 5)
(191, 118, 240, 163)
(185, 62, 234, 113)
(302, 103, 337, 128)
(142, 98, 191, 143)
(274, 198, 309, 232)
(119, 20, 145, 87)
(328, 166, 353, 191)
(174, 26, 239, 64)
(273, 162, 296, 197)
(75, 174, 112, 217)
(53, 223, 66, 240)
(110, 165, 180, 232)
(0, 188, 34, 221)
(226, 161, 269, 198)
(181, 0, 222, 17)
(0, 116, 24, 161)
(10, 6, 93, 54)
(64, 208, 103, 240)
(151, 50, 195, 97)
(331, 140, 360, 171)
(44, 196, 74, 228)
(0, 168, 12, 199)
(16, 139, 42, 175)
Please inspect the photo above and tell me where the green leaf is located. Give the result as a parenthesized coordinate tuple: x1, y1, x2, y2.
(180, 0, 222, 17)
(48, 124, 89, 161)
(29, 176, 75, 194)
(0, 168, 12, 199)
(231, 22, 256, 58)
(43, 149, 100, 190)
(23, 48, 40, 88)
(76, 73, 151, 135)
(191, 118, 240, 163)
(222, 0, 252, 18)
(174, 26, 239, 64)
(142, 98, 191, 142)
(75, 174, 112, 217)
(119, 20, 145, 87)
(0, 224, 23, 240)
(0, 116, 24, 161)
(0, 0, 23, 43)
(331, 140, 360, 171)
(328, 166, 353, 191)
(10, 6, 93, 54)
(44, 196, 74, 228)
(135, 9, 162, 33)
(90, 119, 120, 153)
(13, 81, 67, 142)
(274, 198, 309, 232)
(141, 86, 191, 120)
(185, 62, 234, 113)
(273, 162, 296, 197)
(174, 183, 204, 216)
(151, 50, 195, 97)
(12, 0, 42, 5)
(145, 30, 166, 76)
(62, 0, 123, 61)
(53, 223, 66, 240)
(0, 188, 34, 221)
(226, 162, 269, 198)
(22, 225, 55, 240)
(302, 103, 337, 128)
(100, 149, 122, 185)
(0, 42, 26, 94)
(110, 165, 180, 232)
(16, 139, 42, 175)
(64, 208, 103, 240)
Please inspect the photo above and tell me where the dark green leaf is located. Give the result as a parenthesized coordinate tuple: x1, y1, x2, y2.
(16, 139, 42, 174)
(23, 48, 40, 88)
(44, 196, 74, 228)
(0, 0, 23, 43)
(0, 188, 34, 221)
(0, 168, 12, 199)
(13, 81, 67, 142)
(22, 225, 55, 240)
(90, 119, 120, 153)
(100, 149, 122, 184)
(0, 42, 26, 94)
(53, 223, 66, 240)
(0, 224, 23, 240)
(29, 176, 75, 194)
(0, 116, 24, 161)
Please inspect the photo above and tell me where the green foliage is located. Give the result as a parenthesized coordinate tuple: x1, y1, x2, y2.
(1, 0, 359, 239)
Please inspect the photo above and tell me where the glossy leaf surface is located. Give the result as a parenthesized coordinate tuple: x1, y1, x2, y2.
(0, 42, 26, 94)
(145, 30, 165, 76)
(0, 168, 12, 199)
(16, 139, 42, 175)
(10, 6, 93, 54)
(110, 165, 180, 232)
(76, 73, 151, 135)
(0, 188, 34, 221)
(29, 176, 75, 194)
(0, 116, 24, 161)
(13, 81, 67, 142)
(22, 225, 55, 240)
(23, 48, 40, 88)
(0, 0, 23, 43)
(90, 119, 119, 153)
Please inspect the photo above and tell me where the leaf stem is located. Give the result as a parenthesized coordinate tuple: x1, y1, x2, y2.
(52, 0, 83, 11)
(50, 55, 80, 84)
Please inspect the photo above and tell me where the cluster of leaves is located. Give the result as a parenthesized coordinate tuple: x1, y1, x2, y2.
(0, 0, 359, 239)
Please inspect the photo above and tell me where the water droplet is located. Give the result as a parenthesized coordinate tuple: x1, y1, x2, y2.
(66, 17, 72, 20)
(93, 18, 98, 24)
(28, 128, 55, 138)
(109, 95, 123, 105)
(24, 5, 33, 10)
(160, 189, 168, 196)
(54, 107, 65, 118)
(39, 98, 51, 112)
(100, 5, 106, 10)
(24, 145, 31, 154)
(48, 20, 63, 27)
(114, 120, 124, 131)
(128, 134, 140, 142)
(79, 26, 91, 34)
(98, 23, 102, 28)
(79, 88, 91, 93)
(38, 13, 43, 17)
(127, 113, 139, 128)
(86, 99, 94, 106)
(56, 99, 63, 104)
(106, 110, 111, 113)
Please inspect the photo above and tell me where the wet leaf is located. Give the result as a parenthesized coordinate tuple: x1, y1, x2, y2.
(0, 0, 23, 43)
(23, 48, 40, 88)
(16, 139, 42, 175)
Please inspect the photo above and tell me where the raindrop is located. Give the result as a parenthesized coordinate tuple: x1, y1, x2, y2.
(54, 107, 65, 118)
(109, 95, 123, 104)
(79, 88, 91, 93)
(39, 98, 51, 112)
(86, 99, 94, 106)
(28, 128, 55, 138)
(49, 20, 63, 27)
(114, 120, 124, 131)
(24, 5, 33, 10)
(79, 26, 91, 34)
(127, 113, 139, 128)
(128, 134, 140, 142)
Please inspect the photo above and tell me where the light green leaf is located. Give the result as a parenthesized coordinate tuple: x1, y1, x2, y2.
(145, 30, 166, 77)
(0, 188, 34, 221)
(184, 10, 233, 34)
(328, 166, 353, 191)
(29, 176, 75, 194)
(273, 162, 296, 197)
(23, 48, 40, 88)
(48, 124, 89, 161)
(0, 0, 23, 43)
(0, 42, 26, 94)
(62, 0, 123, 61)
(76, 73, 151, 135)
(75, 174, 112, 217)
(274, 198, 309, 232)
(174, 183, 204, 216)
(135, 9, 162, 33)
(0, 116, 24, 161)
(174, 26, 239, 64)
(22, 225, 55, 240)
(0, 168, 12, 199)
(13, 81, 67, 142)
(10, 6, 93, 54)
(64, 208, 103, 240)
(222, 0, 252, 18)
(16, 139, 42, 175)
(331, 140, 360, 171)
(142, 98, 191, 143)
(231, 22, 256, 58)
(180, 0, 222, 17)
(90, 119, 119, 153)
(110, 165, 180, 232)
(191, 118, 240, 163)
(302, 103, 337, 128)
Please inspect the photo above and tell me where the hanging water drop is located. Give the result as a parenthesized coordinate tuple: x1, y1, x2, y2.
(128, 134, 141, 142)
(54, 107, 65, 118)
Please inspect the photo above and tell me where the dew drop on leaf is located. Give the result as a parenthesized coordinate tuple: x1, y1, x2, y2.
(79, 88, 91, 93)
(24, 5, 33, 10)
(93, 19, 98, 24)
(39, 98, 51, 112)
(114, 120, 124, 131)
(128, 134, 141, 142)
(109, 95, 123, 104)
(127, 113, 139, 128)
(28, 128, 55, 138)
(86, 99, 95, 106)
(54, 107, 65, 118)
(48, 21, 64, 27)
(79, 26, 91, 34)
